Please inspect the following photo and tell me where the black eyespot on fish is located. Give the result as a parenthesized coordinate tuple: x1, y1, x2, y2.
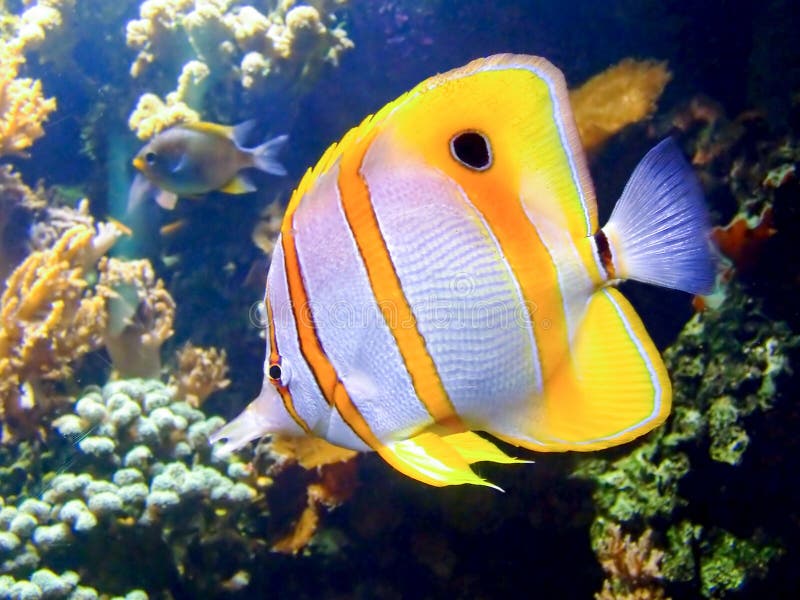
(145, 151, 157, 165)
(268, 363, 282, 381)
(450, 131, 492, 171)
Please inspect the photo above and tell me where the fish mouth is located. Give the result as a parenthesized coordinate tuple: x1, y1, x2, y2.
(132, 156, 145, 171)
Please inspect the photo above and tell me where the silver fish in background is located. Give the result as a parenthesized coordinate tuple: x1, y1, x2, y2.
(128, 120, 288, 211)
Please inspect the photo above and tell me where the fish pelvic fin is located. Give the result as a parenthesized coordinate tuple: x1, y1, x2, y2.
(250, 134, 289, 176)
(496, 287, 670, 452)
(380, 431, 526, 489)
(155, 189, 178, 210)
(601, 138, 716, 295)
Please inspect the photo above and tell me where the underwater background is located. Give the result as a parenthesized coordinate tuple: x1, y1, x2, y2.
(0, 0, 799, 598)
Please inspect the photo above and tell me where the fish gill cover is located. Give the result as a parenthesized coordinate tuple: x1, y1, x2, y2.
(0, 0, 796, 598)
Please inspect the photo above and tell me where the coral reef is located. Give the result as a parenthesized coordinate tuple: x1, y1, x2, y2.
(170, 342, 230, 408)
(594, 523, 667, 600)
(96, 257, 176, 380)
(0, 378, 259, 597)
(126, 0, 353, 139)
(574, 92, 800, 596)
(0, 39, 56, 157)
(0, 377, 366, 596)
(0, 222, 124, 439)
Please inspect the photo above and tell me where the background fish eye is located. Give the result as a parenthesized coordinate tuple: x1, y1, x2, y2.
(145, 151, 157, 165)
(449, 130, 492, 171)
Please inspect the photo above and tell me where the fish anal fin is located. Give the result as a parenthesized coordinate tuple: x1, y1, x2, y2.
(442, 431, 530, 465)
(499, 288, 671, 452)
(380, 432, 502, 489)
(219, 174, 256, 194)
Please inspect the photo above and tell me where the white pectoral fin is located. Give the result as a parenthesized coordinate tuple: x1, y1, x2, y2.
(602, 138, 716, 295)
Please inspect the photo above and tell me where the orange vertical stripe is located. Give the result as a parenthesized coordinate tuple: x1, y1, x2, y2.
(280, 202, 385, 450)
(279, 233, 337, 405)
(337, 137, 465, 433)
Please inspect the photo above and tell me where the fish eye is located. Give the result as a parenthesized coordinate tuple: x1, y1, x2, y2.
(268, 363, 282, 381)
(144, 151, 157, 165)
(267, 358, 292, 387)
(450, 131, 492, 171)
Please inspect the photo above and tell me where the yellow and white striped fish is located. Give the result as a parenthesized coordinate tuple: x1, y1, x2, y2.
(211, 54, 715, 489)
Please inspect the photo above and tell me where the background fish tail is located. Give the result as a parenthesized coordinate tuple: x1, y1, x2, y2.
(601, 138, 716, 295)
(251, 134, 289, 176)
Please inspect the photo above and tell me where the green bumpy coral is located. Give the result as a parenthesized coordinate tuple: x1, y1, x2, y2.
(0, 378, 268, 598)
(574, 279, 797, 597)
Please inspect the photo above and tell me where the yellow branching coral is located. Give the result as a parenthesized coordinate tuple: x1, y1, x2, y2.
(171, 342, 230, 407)
(571, 59, 672, 152)
(0, 223, 124, 437)
(0, 39, 57, 157)
(15, 0, 76, 52)
(97, 257, 176, 379)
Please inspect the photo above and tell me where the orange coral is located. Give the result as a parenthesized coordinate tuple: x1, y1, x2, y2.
(269, 435, 358, 554)
(571, 59, 672, 152)
(711, 207, 776, 274)
(270, 435, 358, 470)
(272, 459, 358, 554)
(0, 223, 124, 437)
(171, 342, 230, 408)
(97, 257, 176, 378)
(0, 39, 57, 157)
(595, 524, 668, 600)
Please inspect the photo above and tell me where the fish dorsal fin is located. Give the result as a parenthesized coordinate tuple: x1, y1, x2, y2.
(497, 287, 670, 451)
(219, 173, 256, 194)
(185, 121, 234, 139)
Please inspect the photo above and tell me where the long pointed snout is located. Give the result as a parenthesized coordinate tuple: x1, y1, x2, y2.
(209, 384, 306, 456)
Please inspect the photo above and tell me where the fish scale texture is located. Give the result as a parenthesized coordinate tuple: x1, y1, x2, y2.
(368, 166, 539, 422)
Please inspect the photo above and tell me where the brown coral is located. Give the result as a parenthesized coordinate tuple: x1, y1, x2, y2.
(171, 342, 230, 408)
(271, 458, 358, 554)
(0, 223, 123, 437)
(595, 523, 668, 600)
(571, 59, 672, 152)
(97, 257, 176, 379)
(0, 39, 57, 157)
(268, 435, 358, 554)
